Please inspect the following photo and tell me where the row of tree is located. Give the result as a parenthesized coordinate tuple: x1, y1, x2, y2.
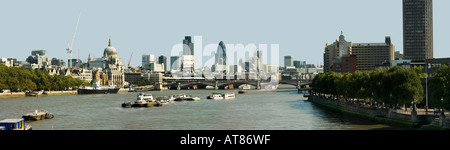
(312, 66, 424, 108)
(0, 63, 89, 92)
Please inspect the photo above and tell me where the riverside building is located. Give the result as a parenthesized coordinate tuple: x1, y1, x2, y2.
(324, 32, 394, 72)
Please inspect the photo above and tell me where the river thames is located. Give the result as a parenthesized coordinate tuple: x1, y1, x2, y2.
(0, 87, 402, 130)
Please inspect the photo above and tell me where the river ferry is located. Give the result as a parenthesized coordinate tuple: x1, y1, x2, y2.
(207, 93, 223, 100)
(122, 93, 157, 108)
(137, 93, 154, 101)
(77, 82, 120, 94)
(223, 92, 236, 99)
(207, 92, 235, 100)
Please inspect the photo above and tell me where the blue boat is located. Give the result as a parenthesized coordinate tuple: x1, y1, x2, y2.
(0, 118, 32, 130)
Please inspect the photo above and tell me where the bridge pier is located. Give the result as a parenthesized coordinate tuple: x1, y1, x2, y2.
(256, 80, 261, 90)
(214, 81, 219, 90)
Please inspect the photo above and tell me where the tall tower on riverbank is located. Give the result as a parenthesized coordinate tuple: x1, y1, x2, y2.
(403, 0, 433, 61)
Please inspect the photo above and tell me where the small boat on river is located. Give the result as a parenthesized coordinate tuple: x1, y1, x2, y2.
(154, 100, 170, 107)
(137, 93, 154, 101)
(207, 93, 224, 100)
(122, 93, 156, 108)
(22, 110, 54, 121)
(174, 96, 201, 101)
(25, 90, 43, 97)
(207, 92, 235, 100)
(223, 92, 235, 99)
(238, 90, 248, 94)
(0, 118, 32, 130)
(172, 94, 200, 101)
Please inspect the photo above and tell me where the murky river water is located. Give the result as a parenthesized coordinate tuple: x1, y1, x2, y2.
(0, 88, 402, 130)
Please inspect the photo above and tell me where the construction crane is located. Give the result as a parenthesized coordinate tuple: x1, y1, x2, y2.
(67, 12, 81, 69)
(128, 52, 133, 67)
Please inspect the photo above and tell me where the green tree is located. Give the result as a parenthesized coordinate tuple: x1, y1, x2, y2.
(34, 70, 52, 90)
(413, 65, 427, 78)
(429, 65, 450, 110)
(0, 64, 10, 90)
(369, 69, 385, 104)
(353, 71, 371, 100)
(390, 66, 423, 107)
(325, 72, 340, 100)
(337, 73, 351, 101)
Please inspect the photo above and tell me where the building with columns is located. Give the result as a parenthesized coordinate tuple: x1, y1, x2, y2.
(85, 36, 126, 87)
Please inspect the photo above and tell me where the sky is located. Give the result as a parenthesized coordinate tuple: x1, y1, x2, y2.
(1, 0, 449, 68)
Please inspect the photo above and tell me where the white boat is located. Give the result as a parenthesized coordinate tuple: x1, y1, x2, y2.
(207, 93, 224, 100)
(223, 92, 236, 99)
(171, 94, 188, 101)
(121, 93, 156, 108)
(137, 93, 154, 101)
(174, 94, 200, 101)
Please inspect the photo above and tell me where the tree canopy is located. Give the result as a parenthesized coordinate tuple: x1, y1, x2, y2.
(312, 66, 424, 107)
(429, 64, 450, 110)
(0, 63, 89, 92)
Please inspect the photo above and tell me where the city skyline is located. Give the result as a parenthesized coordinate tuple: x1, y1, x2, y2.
(1, 0, 450, 67)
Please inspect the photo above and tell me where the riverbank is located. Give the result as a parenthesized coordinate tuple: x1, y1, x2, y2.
(0, 90, 77, 98)
(308, 95, 449, 129)
(0, 88, 130, 98)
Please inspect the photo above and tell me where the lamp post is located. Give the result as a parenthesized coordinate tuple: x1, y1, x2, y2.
(441, 97, 445, 116)
(426, 63, 429, 114)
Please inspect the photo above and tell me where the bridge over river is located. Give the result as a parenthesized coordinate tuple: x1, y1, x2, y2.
(163, 78, 311, 90)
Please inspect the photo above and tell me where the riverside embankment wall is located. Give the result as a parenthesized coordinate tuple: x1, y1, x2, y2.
(0, 90, 77, 97)
(0, 88, 129, 98)
(308, 95, 441, 128)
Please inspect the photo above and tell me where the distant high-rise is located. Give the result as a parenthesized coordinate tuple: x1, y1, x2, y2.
(142, 54, 155, 67)
(170, 56, 181, 71)
(284, 56, 293, 68)
(403, 0, 433, 61)
(215, 41, 227, 66)
(293, 60, 306, 68)
(183, 36, 194, 55)
(158, 55, 167, 72)
(181, 36, 195, 73)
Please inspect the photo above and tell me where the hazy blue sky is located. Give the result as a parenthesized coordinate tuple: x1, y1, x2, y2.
(1, 0, 449, 67)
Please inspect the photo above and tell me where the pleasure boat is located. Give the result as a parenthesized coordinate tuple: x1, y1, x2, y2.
(173, 94, 200, 101)
(223, 92, 236, 99)
(121, 93, 156, 108)
(207, 93, 224, 100)
(137, 93, 154, 101)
